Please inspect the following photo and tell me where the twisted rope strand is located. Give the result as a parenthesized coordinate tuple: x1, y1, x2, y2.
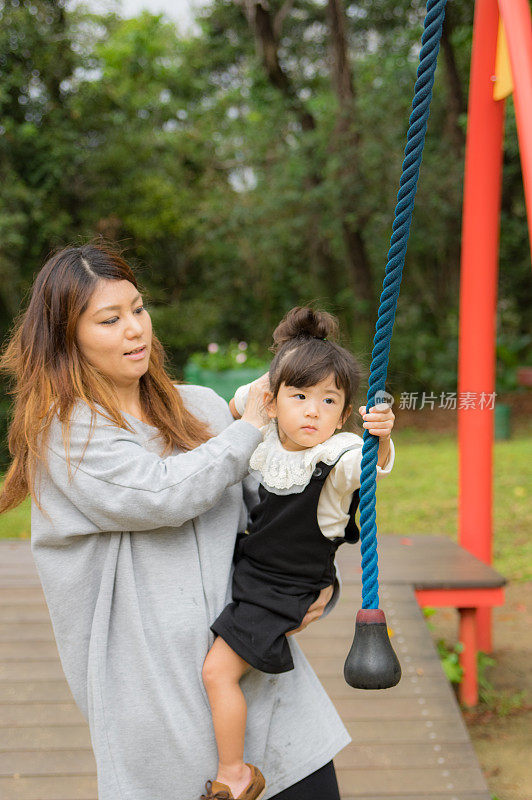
(359, 0, 448, 609)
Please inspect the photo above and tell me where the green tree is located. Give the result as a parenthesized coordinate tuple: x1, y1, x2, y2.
(0, 0, 529, 397)
(0, 0, 80, 326)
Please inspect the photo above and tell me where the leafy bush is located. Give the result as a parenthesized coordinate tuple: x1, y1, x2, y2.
(188, 341, 270, 372)
(423, 609, 527, 713)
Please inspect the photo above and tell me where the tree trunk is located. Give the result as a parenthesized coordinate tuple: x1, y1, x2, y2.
(248, 1, 316, 132)
(327, 0, 375, 310)
(440, 5, 467, 156)
(240, 0, 348, 297)
(435, 4, 465, 313)
(241, 0, 376, 317)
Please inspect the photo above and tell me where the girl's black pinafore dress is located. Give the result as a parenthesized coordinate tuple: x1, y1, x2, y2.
(211, 450, 359, 673)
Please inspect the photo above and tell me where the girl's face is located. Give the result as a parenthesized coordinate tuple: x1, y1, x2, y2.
(76, 279, 152, 390)
(268, 375, 349, 451)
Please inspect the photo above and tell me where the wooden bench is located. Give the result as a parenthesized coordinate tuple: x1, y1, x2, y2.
(0, 539, 501, 799)
(337, 535, 506, 706)
(299, 577, 493, 799)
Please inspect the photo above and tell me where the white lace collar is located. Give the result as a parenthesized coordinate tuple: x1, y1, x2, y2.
(249, 421, 358, 495)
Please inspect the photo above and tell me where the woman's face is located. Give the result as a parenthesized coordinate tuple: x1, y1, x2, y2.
(76, 279, 152, 390)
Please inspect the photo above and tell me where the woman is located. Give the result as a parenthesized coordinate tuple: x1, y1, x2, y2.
(0, 244, 350, 800)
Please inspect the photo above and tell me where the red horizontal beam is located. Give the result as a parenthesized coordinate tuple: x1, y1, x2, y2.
(415, 587, 505, 608)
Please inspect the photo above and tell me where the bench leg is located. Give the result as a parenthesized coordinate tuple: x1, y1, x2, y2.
(477, 606, 492, 652)
(458, 607, 478, 706)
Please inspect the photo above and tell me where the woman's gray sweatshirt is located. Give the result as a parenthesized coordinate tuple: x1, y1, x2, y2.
(30, 385, 350, 800)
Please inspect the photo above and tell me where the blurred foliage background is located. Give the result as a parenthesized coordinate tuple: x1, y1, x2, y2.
(0, 0, 530, 459)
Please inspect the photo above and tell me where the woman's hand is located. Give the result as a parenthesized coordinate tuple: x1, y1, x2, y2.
(241, 374, 271, 430)
(286, 584, 334, 636)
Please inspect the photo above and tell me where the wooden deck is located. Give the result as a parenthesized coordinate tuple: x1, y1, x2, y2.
(0, 539, 492, 800)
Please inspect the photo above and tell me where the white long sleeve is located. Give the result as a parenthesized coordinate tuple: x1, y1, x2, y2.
(233, 381, 254, 416)
(317, 438, 395, 538)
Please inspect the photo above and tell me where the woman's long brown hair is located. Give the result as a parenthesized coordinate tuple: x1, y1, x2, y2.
(0, 243, 211, 512)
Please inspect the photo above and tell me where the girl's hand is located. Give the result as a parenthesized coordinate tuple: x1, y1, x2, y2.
(358, 403, 395, 438)
(286, 584, 334, 635)
(241, 374, 271, 430)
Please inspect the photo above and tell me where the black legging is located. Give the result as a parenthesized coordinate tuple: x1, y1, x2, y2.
(269, 761, 340, 800)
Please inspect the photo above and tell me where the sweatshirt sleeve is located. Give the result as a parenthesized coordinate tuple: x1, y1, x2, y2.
(241, 472, 260, 518)
(43, 406, 262, 533)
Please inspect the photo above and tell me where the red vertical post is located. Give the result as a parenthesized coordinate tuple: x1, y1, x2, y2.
(498, 0, 532, 265)
(458, 0, 505, 653)
(459, 608, 478, 706)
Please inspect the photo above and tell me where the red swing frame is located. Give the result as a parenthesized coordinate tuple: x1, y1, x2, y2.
(415, 0, 532, 707)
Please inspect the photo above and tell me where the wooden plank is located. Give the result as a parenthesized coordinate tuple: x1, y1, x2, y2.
(0, 681, 74, 704)
(0, 555, 32, 566)
(334, 741, 482, 769)
(0, 642, 59, 661)
(320, 675, 456, 699)
(325, 603, 428, 621)
(0, 704, 86, 727)
(0, 606, 50, 623)
(0, 750, 96, 777)
(332, 695, 468, 721)
(0, 775, 97, 800)
(0, 662, 66, 682)
(343, 719, 471, 744)
(0, 773, 489, 800)
(0, 726, 91, 751)
(0, 574, 41, 589)
(337, 767, 489, 795)
(299, 634, 438, 659)
(337, 535, 505, 589)
(337, 583, 427, 609)
(2, 723, 482, 757)
(0, 541, 33, 554)
(341, 796, 490, 800)
(0, 624, 54, 642)
(303, 655, 450, 677)
(0, 590, 46, 606)
(0, 568, 39, 578)
(302, 615, 442, 638)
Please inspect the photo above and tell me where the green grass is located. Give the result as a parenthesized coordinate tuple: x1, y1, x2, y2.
(0, 493, 31, 540)
(375, 429, 532, 582)
(1, 429, 530, 581)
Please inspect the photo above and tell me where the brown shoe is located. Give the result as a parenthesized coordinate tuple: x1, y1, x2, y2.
(237, 764, 266, 800)
(200, 766, 265, 800)
(200, 779, 233, 799)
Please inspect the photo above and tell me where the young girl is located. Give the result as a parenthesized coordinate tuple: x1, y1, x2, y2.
(201, 307, 395, 800)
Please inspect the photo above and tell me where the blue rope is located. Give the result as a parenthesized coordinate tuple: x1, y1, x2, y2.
(359, 0, 448, 610)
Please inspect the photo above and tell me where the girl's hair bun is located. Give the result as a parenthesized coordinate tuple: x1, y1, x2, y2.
(272, 307, 339, 350)
(268, 305, 362, 416)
